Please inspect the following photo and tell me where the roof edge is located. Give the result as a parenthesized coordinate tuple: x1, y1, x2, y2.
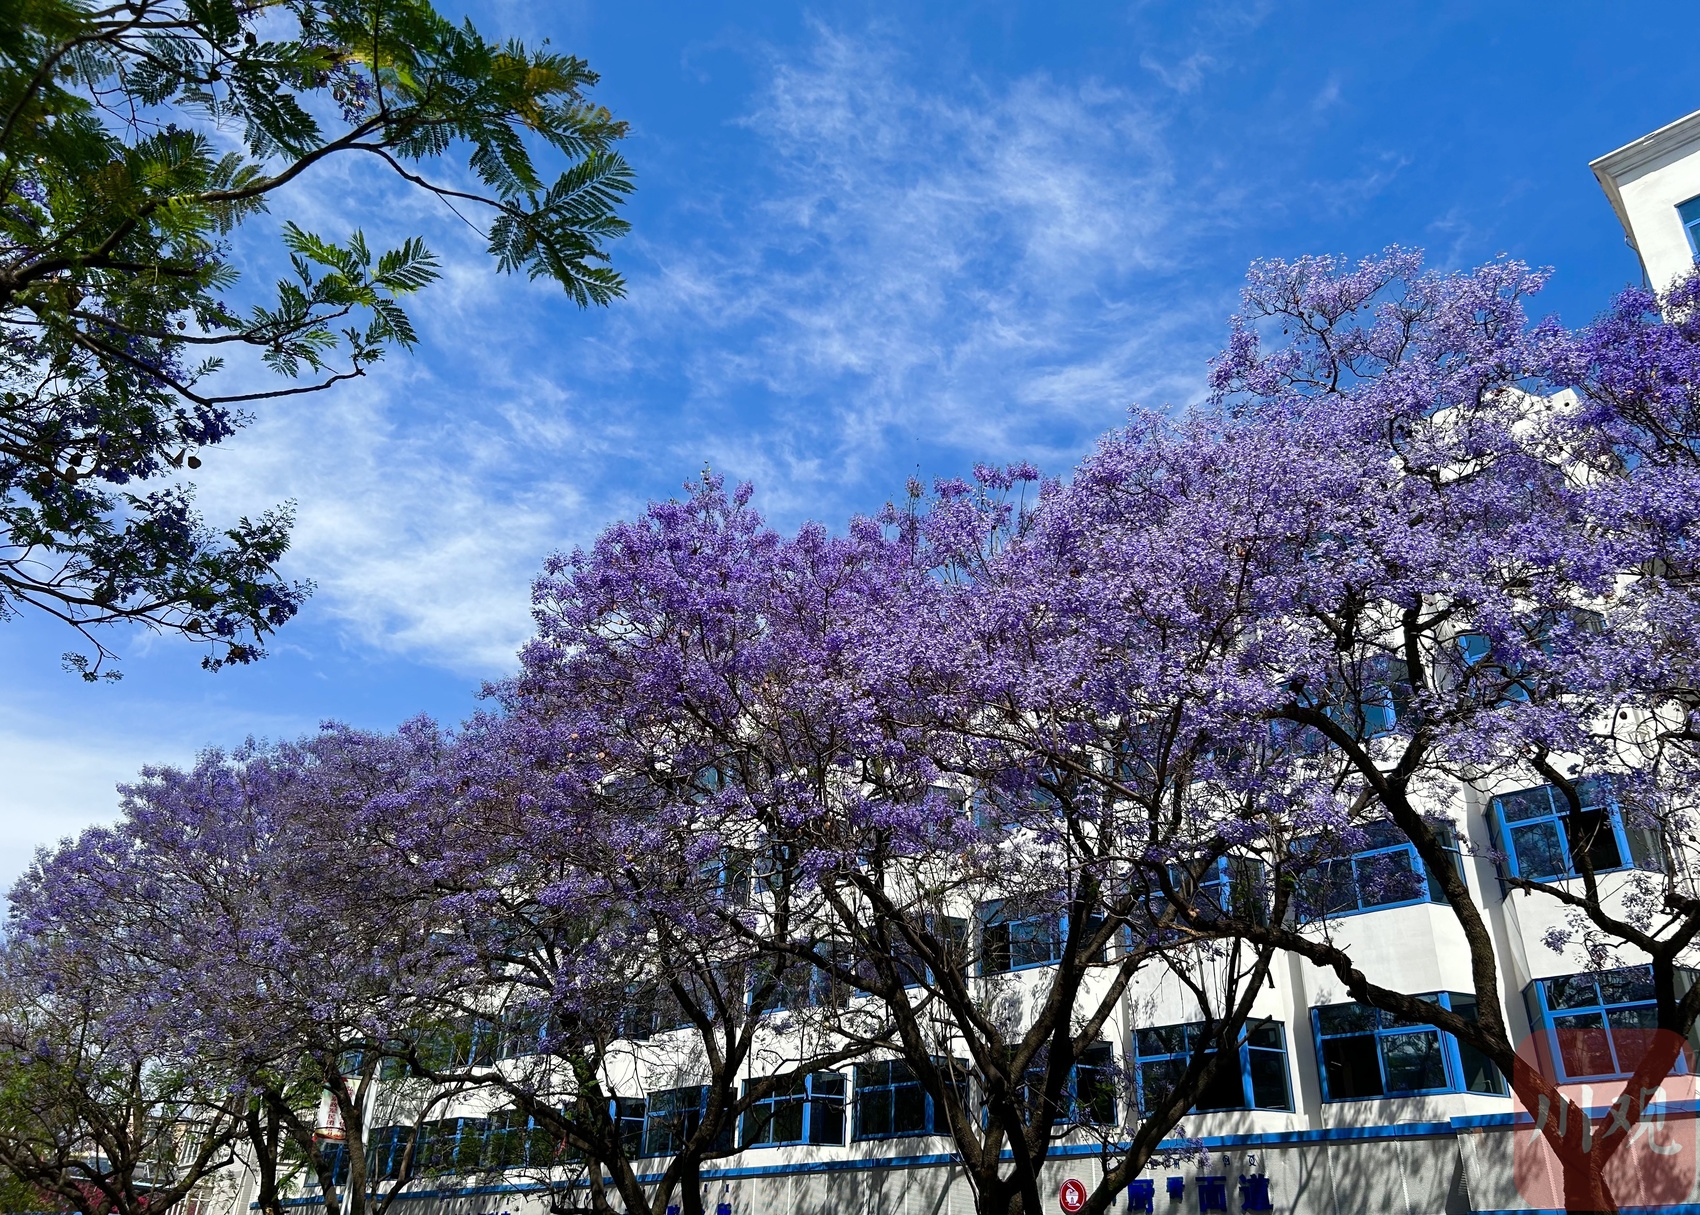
(1587, 109, 1700, 265)
(1590, 108, 1700, 182)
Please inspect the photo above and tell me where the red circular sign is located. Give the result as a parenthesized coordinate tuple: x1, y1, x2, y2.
(1059, 1179, 1088, 1213)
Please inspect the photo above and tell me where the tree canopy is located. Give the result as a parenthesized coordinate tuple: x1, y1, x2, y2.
(1, 0, 633, 677)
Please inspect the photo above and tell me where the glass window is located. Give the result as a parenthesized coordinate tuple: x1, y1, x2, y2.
(1490, 780, 1656, 881)
(1132, 1021, 1292, 1114)
(980, 898, 1063, 973)
(891, 915, 969, 987)
(1163, 857, 1270, 926)
(316, 1140, 349, 1187)
(417, 1018, 497, 1069)
(1681, 196, 1700, 259)
(497, 1007, 551, 1058)
(413, 1117, 488, 1175)
(364, 1125, 413, 1180)
(1449, 996, 1510, 1095)
(1457, 610, 1602, 694)
(740, 1072, 846, 1147)
(652, 969, 739, 1032)
(1018, 1042, 1118, 1126)
(642, 1087, 731, 1158)
(852, 1059, 967, 1140)
(1526, 966, 1691, 1082)
(978, 899, 1103, 974)
(1327, 653, 1413, 738)
(1297, 821, 1463, 918)
(695, 851, 752, 907)
(613, 1096, 646, 1159)
(484, 1110, 563, 1170)
(613, 989, 657, 1042)
(1313, 993, 1505, 1100)
(755, 948, 849, 1013)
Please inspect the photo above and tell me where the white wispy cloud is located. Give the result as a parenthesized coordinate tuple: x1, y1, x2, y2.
(1140, 51, 1216, 94)
(607, 23, 1229, 491)
(184, 21, 1233, 677)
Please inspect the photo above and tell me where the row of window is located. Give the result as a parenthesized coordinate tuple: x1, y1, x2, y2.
(315, 964, 1684, 1186)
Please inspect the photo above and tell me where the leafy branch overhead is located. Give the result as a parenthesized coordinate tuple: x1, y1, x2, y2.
(0, 0, 634, 677)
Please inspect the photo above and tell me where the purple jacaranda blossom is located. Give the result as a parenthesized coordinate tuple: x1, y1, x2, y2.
(6, 723, 467, 1215)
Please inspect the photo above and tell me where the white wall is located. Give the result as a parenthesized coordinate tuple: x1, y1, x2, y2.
(1592, 110, 1700, 292)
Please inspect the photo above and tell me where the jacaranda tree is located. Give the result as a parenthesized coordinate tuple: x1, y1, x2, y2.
(1031, 251, 1700, 1214)
(507, 472, 1291, 1215)
(6, 724, 470, 1215)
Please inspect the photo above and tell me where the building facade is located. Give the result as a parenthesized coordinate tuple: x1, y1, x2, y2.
(206, 112, 1700, 1215)
(1591, 107, 1700, 293)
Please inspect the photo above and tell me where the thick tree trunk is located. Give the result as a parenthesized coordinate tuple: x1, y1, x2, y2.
(678, 1157, 705, 1215)
(969, 1171, 1020, 1215)
(1560, 1152, 1616, 1215)
(245, 1105, 283, 1215)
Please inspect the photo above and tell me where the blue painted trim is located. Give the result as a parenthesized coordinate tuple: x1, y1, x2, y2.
(1474, 1208, 1700, 1215)
(1451, 1099, 1700, 1130)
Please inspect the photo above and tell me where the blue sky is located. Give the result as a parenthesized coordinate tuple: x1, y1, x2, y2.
(1, 0, 1694, 886)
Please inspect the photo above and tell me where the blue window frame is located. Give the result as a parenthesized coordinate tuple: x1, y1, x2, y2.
(891, 914, 969, 986)
(1272, 654, 1411, 754)
(754, 949, 848, 1013)
(1132, 1021, 1292, 1114)
(316, 1139, 350, 1186)
(975, 782, 1065, 833)
(1457, 612, 1602, 705)
(653, 969, 737, 1032)
(1313, 992, 1506, 1100)
(613, 1096, 646, 1157)
(1681, 195, 1700, 260)
(365, 1125, 413, 1180)
(1457, 630, 1528, 701)
(852, 1059, 967, 1139)
(695, 850, 752, 907)
(1166, 857, 1268, 925)
(1331, 653, 1412, 738)
(980, 898, 1060, 972)
(1297, 821, 1463, 918)
(739, 1071, 846, 1147)
(483, 1110, 567, 1170)
(1018, 1042, 1118, 1125)
(643, 1087, 731, 1157)
(1524, 965, 1696, 1082)
(414, 1117, 489, 1174)
(416, 1018, 497, 1070)
(971, 789, 1007, 833)
(613, 988, 658, 1042)
(496, 1007, 553, 1059)
(1490, 780, 1661, 882)
(978, 898, 1104, 974)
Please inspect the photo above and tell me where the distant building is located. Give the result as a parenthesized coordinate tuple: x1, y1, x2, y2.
(1591, 107, 1700, 292)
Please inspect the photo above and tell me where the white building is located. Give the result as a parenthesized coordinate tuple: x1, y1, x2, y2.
(1591, 107, 1700, 292)
(215, 114, 1700, 1215)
